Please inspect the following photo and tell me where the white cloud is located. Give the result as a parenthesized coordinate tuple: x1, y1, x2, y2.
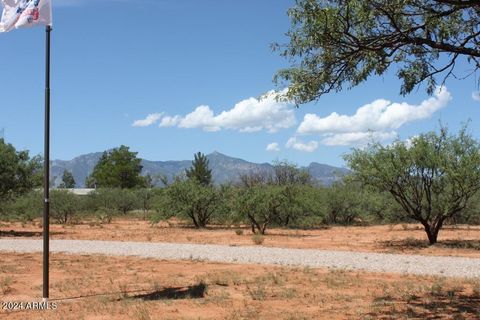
(321, 131, 397, 146)
(159, 115, 181, 127)
(472, 91, 480, 102)
(132, 113, 163, 127)
(298, 87, 451, 135)
(286, 137, 319, 152)
(266, 142, 280, 152)
(157, 90, 296, 133)
(295, 86, 451, 146)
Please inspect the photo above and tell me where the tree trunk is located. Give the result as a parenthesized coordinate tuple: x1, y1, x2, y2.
(190, 211, 200, 228)
(422, 223, 438, 245)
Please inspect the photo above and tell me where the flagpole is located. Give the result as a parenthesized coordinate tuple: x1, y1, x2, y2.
(43, 24, 52, 301)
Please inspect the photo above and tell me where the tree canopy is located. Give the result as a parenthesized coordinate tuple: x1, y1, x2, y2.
(345, 126, 480, 244)
(274, 0, 480, 104)
(0, 139, 42, 200)
(86, 145, 144, 189)
(59, 170, 76, 189)
(186, 152, 213, 186)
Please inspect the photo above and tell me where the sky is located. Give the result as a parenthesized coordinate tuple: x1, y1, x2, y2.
(1, 0, 479, 168)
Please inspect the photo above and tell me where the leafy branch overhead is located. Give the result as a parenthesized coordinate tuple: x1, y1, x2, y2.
(274, 0, 480, 104)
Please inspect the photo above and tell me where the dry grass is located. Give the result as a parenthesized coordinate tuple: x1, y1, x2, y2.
(0, 253, 479, 319)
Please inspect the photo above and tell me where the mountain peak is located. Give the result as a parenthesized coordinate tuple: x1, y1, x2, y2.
(208, 151, 228, 157)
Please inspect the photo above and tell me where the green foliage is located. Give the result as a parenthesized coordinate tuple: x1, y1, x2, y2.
(211, 184, 238, 225)
(0, 139, 42, 200)
(186, 152, 213, 186)
(235, 185, 283, 234)
(86, 188, 139, 222)
(272, 160, 311, 186)
(135, 188, 161, 219)
(86, 145, 144, 189)
(114, 189, 139, 215)
(59, 170, 76, 189)
(323, 182, 365, 225)
(274, 0, 480, 104)
(164, 179, 217, 228)
(50, 190, 81, 224)
(5, 191, 42, 222)
(345, 126, 480, 244)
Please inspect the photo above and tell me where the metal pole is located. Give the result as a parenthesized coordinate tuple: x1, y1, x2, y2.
(43, 24, 52, 301)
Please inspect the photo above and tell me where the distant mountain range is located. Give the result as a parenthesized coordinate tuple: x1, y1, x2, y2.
(50, 151, 349, 187)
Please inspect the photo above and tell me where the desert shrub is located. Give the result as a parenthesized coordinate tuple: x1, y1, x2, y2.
(5, 191, 42, 222)
(150, 190, 173, 224)
(277, 185, 326, 227)
(87, 188, 136, 222)
(163, 179, 217, 228)
(235, 185, 283, 235)
(212, 184, 238, 225)
(113, 189, 139, 215)
(50, 190, 82, 224)
(134, 188, 162, 220)
(323, 182, 366, 225)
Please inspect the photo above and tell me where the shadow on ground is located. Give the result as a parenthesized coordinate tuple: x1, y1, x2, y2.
(0, 230, 63, 237)
(131, 283, 208, 301)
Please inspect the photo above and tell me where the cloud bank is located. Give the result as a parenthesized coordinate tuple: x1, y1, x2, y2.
(133, 90, 296, 133)
(295, 87, 451, 146)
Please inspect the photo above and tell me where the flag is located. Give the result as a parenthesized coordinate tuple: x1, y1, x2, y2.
(0, 0, 52, 33)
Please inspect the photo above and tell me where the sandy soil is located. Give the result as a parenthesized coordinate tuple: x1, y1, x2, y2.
(1, 219, 480, 258)
(0, 253, 479, 320)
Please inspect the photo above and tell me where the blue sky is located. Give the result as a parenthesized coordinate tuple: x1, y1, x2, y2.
(1, 0, 479, 167)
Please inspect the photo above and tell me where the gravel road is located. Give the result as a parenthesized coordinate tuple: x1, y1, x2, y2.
(1, 239, 479, 278)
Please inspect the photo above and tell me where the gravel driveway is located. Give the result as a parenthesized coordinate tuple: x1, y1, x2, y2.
(1, 239, 479, 278)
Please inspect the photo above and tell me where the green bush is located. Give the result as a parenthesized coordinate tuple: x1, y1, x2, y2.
(6, 191, 42, 222)
(50, 190, 82, 224)
(235, 185, 283, 235)
(135, 188, 161, 220)
(163, 179, 217, 228)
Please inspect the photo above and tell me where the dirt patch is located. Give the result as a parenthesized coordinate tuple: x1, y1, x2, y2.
(2, 219, 480, 258)
(0, 253, 479, 319)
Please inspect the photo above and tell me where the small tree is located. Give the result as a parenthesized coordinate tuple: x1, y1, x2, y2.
(112, 189, 139, 215)
(59, 170, 76, 189)
(135, 188, 160, 220)
(86, 146, 144, 189)
(0, 139, 42, 200)
(345, 126, 480, 244)
(186, 152, 212, 186)
(165, 179, 217, 228)
(272, 160, 311, 186)
(50, 190, 80, 224)
(235, 185, 283, 235)
(323, 182, 365, 225)
(7, 191, 43, 222)
(272, 161, 312, 226)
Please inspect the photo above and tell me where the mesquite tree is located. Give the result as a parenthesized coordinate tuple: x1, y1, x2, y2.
(345, 126, 480, 244)
(274, 0, 480, 104)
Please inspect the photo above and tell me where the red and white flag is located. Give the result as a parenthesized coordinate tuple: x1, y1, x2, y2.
(0, 0, 52, 33)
